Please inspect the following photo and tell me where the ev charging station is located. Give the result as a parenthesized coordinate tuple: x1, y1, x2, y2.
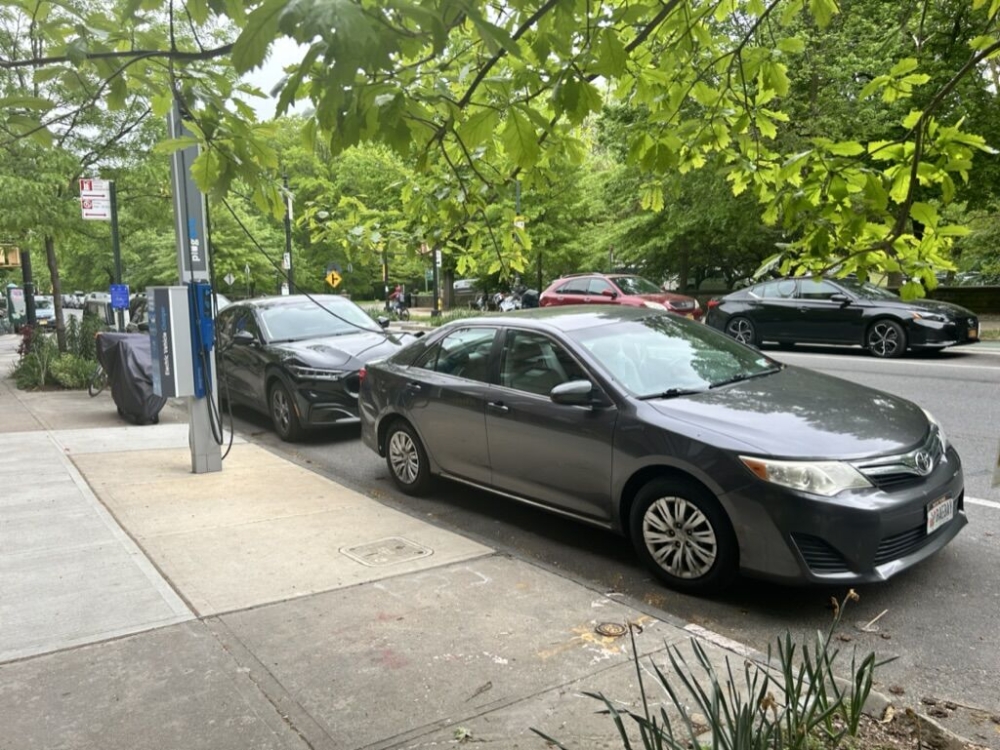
(148, 100, 223, 474)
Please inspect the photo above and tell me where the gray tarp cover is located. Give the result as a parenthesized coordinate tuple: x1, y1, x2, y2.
(96, 332, 167, 425)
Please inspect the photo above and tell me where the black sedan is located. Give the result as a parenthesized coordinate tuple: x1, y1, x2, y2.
(217, 295, 407, 441)
(704, 276, 980, 357)
(359, 306, 966, 594)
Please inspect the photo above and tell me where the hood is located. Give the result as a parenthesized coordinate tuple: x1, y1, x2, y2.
(273, 330, 403, 369)
(648, 366, 928, 459)
(904, 298, 976, 319)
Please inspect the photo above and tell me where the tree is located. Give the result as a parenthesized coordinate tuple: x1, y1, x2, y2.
(3, 0, 1000, 297)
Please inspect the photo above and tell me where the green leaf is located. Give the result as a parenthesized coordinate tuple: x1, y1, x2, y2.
(809, 0, 838, 27)
(232, 0, 285, 73)
(597, 28, 627, 76)
(458, 108, 500, 149)
(890, 58, 919, 76)
(501, 109, 539, 170)
(0, 96, 55, 111)
(901, 110, 922, 129)
(827, 141, 864, 156)
(777, 37, 806, 54)
(910, 202, 938, 229)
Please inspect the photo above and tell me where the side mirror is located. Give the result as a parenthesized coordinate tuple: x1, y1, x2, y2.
(600, 289, 618, 299)
(830, 293, 850, 304)
(550, 379, 595, 406)
(233, 330, 257, 346)
(377, 316, 391, 329)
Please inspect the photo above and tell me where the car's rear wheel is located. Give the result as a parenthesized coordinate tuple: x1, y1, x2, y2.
(629, 478, 738, 594)
(270, 381, 303, 442)
(385, 420, 431, 495)
(725, 316, 757, 347)
(866, 319, 906, 358)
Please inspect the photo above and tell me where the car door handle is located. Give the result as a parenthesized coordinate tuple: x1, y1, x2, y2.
(487, 400, 509, 412)
(406, 381, 424, 392)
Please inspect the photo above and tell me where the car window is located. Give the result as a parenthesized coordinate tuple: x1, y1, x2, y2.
(216, 307, 237, 348)
(572, 316, 780, 397)
(612, 276, 662, 295)
(753, 280, 796, 299)
(500, 331, 589, 397)
(797, 279, 841, 300)
(257, 298, 381, 341)
(415, 327, 496, 383)
(835, 278, 898, 300)
(588, 278, 614, 295)
(556, 278, 589, 295)
(232, 307, 262, 341)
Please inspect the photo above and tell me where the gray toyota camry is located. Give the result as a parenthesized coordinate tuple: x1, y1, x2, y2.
(358, 306, 967, 594)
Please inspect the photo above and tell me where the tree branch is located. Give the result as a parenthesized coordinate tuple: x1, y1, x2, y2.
(0, 43, 233, 70)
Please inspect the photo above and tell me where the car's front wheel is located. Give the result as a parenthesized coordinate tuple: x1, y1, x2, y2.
(270, 381, 304, 442)
(725, 316, 757, 347)
(629, 478, 738, 594)
(385, 420, 431, 495)
(866, 319, 906, 358)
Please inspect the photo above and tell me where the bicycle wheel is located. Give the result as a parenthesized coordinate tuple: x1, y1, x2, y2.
(88, 364, 107, 397)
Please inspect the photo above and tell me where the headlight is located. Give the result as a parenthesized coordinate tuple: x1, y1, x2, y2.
(642, 300, 667, 310)
(740, 456, 872, 496)
(921, 408, 949, 449)
(287, 364, 348, 381)
(912, 311, 948, 323)
(693, 299, 701, 310)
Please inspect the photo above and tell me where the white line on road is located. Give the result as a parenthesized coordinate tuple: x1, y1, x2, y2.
(775, 352, 1000, 371)
(967, 496, 1000, 510)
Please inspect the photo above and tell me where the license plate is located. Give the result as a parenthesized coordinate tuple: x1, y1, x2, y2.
(685, 313, 695, 319)
(926, 495, 955, 534)
(969, 326, 979, 340)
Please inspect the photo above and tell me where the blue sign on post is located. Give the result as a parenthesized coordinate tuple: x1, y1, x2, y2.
(109, 283, 130, 311)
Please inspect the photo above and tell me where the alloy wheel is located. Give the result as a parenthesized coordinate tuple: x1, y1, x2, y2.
(388, 430, 420, 485)
(642, 496, 718, 580)
(272, 388, 291, 434)
(868, 322, 901, 358)
(726, 318, 755, 345)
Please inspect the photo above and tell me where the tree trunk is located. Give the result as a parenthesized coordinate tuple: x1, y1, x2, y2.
(44, 234, 67, 353)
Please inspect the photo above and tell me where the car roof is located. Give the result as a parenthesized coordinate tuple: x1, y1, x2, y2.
(449, 304, 656, 333)
(239, 294, 353, 310)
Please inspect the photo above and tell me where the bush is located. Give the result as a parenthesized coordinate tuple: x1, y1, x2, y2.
(11, 331, 58, 389)
(49, 354, 96, 389)
(533, 591, 889, 750)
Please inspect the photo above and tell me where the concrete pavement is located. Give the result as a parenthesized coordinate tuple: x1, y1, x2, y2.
(0, 332, 917, 749)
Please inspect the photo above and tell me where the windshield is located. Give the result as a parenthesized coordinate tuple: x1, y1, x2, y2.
(34, 297, 53, 310)
(835, 279, 899, 301)
(259, 298, 381, 342)
(613, 275, 662, 295)
(570, 315, 780, 397)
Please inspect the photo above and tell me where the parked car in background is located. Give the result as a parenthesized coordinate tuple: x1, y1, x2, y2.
(539, 273, 702, 319)
(125, 291, 232, 334)
(216, 295, 408, 441)
(453, 278, 479, 292)
(359, 306, 966, 594)
(33, 296, 56, 328)
(705, 276, 980, 358)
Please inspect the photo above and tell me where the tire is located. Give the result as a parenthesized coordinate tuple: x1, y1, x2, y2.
(725, 316, 757, 347)
(384, 419, 431, 495)
(398, 307, 411, 321)
(866, 319, 906, 359)
(269, 381, 304, 441)
(87, 365, 107, 397)
(629, 477, 738, 594)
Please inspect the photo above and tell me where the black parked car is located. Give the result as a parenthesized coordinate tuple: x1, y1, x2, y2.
(217, 295, 407, 441)
(359, 306, 966, 594)
(704, 276, 980, 358)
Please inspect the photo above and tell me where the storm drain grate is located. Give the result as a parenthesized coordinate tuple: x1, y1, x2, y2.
(340, 537, 433, 567)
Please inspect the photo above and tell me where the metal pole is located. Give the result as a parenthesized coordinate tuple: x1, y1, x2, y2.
(283, 173, 294, 294)
(110, 181, 124, 331)
(432, 247, 441, 317)
(382, 245, 389, 309)
(21, 248, 36, 327)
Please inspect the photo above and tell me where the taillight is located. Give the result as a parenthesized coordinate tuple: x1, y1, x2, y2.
(707, 299, 721, 309)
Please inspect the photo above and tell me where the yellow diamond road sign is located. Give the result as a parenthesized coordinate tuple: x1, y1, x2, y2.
(325, 270, 342, 288)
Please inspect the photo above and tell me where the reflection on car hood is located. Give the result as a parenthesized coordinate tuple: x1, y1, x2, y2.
(898, 298, 976, 318)
(637, 293, 695, 306)
(272, 331, 402, 368)
(649, 366, 928, 459)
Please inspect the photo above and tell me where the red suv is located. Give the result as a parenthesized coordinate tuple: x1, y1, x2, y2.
(538, 273, 703, 319)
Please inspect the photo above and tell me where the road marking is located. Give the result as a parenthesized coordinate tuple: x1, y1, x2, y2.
(967, 496, 1000, 510)
(775, 352, 1000, 371)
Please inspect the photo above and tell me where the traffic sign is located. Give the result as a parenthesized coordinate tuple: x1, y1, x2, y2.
(80, 198, 112, 220)
(224, 272, 235, 286)
(325, 270, 342, 288)
(109, 283, 130, 311)
(79, 178, 110, 197)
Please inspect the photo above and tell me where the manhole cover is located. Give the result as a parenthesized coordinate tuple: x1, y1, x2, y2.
(595, 622, 628, 638)
(340, 537, 433, 567)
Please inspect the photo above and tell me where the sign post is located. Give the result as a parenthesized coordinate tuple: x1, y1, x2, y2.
(80, 177, 124, 331)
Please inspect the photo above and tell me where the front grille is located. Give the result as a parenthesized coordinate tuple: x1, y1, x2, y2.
(853, 431, 944, 488)
(873, 525, 927, 565)
(792, 534, 850, 574)
(867, 472, 924, 491)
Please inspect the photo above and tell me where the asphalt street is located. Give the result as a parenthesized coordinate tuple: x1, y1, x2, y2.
(222, 340, 1000, 744)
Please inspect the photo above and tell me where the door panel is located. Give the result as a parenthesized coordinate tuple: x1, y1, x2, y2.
(747, 279, 799, 341)
(792, 280, 866, 343)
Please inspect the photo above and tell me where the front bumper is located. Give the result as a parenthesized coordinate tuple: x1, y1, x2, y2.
(727, 445, 967, 584)
(288, 372, 362, 427)
(907, 316, 980, 349)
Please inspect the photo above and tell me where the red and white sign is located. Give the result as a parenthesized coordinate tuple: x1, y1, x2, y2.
(79, 178, 112, 220)
(81, 198, 111, 220)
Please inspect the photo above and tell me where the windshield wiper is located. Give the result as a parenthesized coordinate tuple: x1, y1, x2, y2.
(709, 366, 783, 389)
(638, 387, 706, 400)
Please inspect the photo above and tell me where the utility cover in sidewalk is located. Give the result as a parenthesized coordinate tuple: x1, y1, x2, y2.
(341, 537, 432, 567)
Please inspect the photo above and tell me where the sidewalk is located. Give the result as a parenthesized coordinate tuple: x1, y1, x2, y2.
(0, 332, 769, 750)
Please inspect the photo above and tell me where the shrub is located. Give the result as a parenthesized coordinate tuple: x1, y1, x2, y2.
(532, 590, 889, 750)
(50, 354, 96, 389)
(12, 331, 58, 389)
